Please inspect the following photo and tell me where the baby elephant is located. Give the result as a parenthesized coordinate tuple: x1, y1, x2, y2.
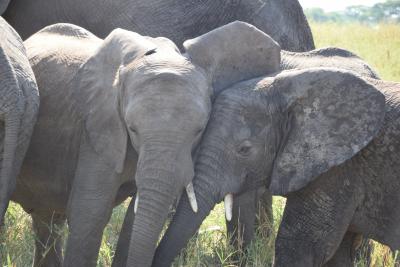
(18, 21, 280, 267)
(154, 68, 400, 267)
(226, 45, 382, 253)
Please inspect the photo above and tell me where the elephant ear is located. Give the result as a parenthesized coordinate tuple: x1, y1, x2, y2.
(77, 29, 157, 173)
(0, 0, 10, 15)
(183, 21, 281, 94)
(269, 68, 385, 195)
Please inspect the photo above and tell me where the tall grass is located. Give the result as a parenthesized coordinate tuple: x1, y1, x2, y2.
(310, 22, 400, 82)
(1, 23, 400, 267)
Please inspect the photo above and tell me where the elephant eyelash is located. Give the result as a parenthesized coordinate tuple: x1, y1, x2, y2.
(237, 141, 253, 156)
(144, 49, 157, 56)
(129, 126, 137, 134)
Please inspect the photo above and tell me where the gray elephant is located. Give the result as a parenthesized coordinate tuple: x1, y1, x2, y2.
(14, 21, 280, 266)
(0, 17, 39, 226)
(154, 64, 400, 266)
(1, 0, 314, 52)
(225, 45, 382, 254)
(281, 47, 380, 78)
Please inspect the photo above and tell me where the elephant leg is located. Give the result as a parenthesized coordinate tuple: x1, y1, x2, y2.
(0, 113, 21, 225)
(64, 142, 120, 267)
(31, 211, 66, 267)
(324, 232, 362, 267)
(274, 177, 359, 267)
(112, 195, 135, 267)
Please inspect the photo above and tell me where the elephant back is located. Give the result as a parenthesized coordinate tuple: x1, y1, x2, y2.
(281, 47, 380, 79)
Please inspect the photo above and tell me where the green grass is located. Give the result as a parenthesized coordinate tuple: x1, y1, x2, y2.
(1, 22, 400, 267)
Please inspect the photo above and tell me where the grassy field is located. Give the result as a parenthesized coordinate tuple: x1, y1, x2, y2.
(1, 22, 400, 267)
(311, 22, 400, 82)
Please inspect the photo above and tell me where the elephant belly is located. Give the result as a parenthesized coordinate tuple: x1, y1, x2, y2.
(12, 118, 81, 214)
(13, 150, 78, 214)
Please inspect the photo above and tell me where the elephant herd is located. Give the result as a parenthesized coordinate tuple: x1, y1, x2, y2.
(0, 1, 399, 267)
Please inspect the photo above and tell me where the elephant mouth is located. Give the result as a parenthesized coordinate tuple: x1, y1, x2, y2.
(133, 182, 198, 215)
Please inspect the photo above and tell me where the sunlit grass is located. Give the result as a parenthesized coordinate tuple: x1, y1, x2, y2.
(310, 22, 400, 82)
(1, 22, 400, 266)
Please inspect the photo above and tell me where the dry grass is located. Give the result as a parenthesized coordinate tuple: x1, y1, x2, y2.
(310, 22, 400, 82)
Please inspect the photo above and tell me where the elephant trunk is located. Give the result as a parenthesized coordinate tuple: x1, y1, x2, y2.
(153, 146, 222, 266)
(126, 141, 188, 267)
(0, 48, 23, 226)
(127, 184, 173, 266)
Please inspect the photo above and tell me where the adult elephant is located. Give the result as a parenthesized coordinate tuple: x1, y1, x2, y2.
(222, 45, 381, 254)
(1, 0, 314, 52)
(0, 17, 39, 226)
(16, 21, 280, 266)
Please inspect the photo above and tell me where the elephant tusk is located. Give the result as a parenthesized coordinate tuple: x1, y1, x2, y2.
(224, 194, 233, 222)
(134, 193, 139, 214)
(186, 183, 198, 213)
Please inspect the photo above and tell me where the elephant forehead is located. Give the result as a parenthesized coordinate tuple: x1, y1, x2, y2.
(128, 92, 210, 118)
(124, 65, 210, 99)
(124, 83, 211, 125)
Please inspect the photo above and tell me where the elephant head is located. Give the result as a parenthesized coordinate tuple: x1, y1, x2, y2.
(75, 21, 281, 266)
(153, 68, 386, 265)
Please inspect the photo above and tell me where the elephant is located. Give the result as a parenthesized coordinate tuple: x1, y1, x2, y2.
(13, 21, 281, 266)
(281, 47, 380, 79)
(0, 17, 39, 226)
(1, 0, 314, 52)
(153, 65, 400, 266)
(224, 45, 382, 255)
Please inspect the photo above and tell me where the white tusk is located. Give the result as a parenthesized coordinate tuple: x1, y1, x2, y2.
(186, 183, 198, 213)
(224, 194, 233, 222)
(134, 193, 139, 214)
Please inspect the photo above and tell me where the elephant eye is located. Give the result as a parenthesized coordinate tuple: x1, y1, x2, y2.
(237, 140, 252, 156)
(129, 126, 137, 134)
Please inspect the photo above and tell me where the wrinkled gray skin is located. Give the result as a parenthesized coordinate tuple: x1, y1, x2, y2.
(1, 0, 314, 52)
(226, 45, 381, 254)
(16, 21, 281, 267)
(281, 47, 380, 79)
(0, 17, 39, 226)
(153, 67, 400, 267)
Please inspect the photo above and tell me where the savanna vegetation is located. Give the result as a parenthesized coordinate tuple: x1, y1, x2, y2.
(305, 0, 400, 24)
(1, 21, 400, 267)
